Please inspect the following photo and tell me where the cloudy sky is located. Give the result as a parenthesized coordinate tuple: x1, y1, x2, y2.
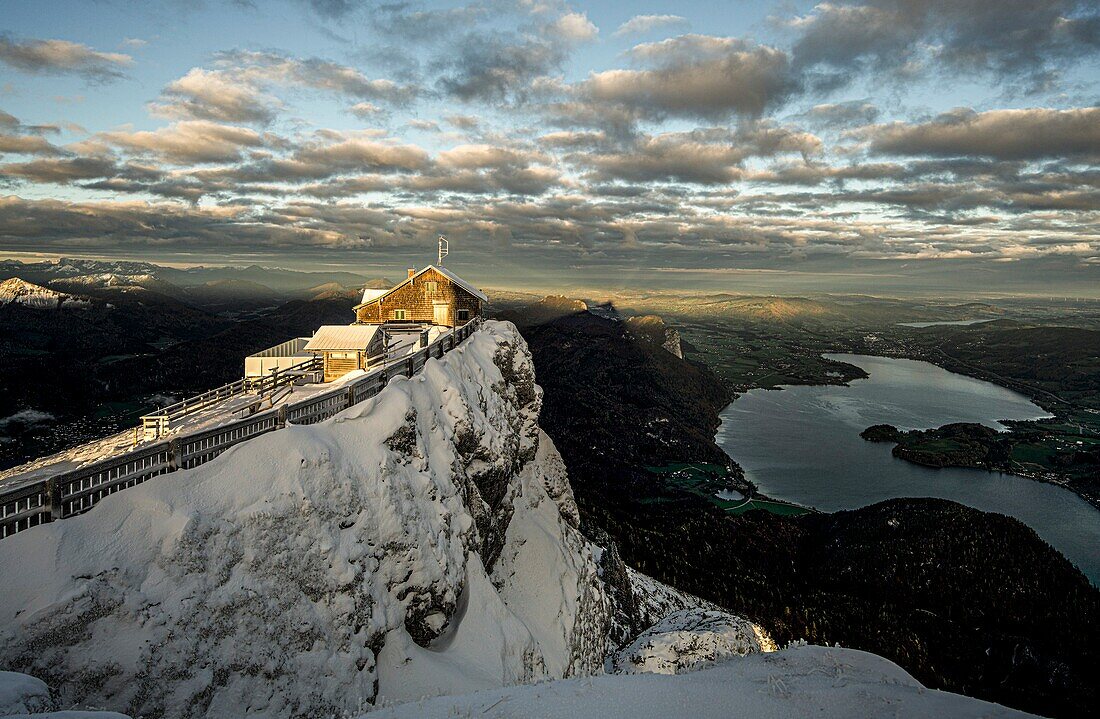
(0, 0, 1098, 294)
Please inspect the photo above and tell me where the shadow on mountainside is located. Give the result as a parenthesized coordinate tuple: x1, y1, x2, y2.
(514, 307, 1099, 719)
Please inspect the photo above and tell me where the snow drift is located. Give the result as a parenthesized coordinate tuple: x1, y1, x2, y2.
(369, 644, 1038, 719)
(0, 321, 611, 718)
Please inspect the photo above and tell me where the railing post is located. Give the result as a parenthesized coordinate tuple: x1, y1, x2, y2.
(45, 477, 62, 522)
(277, 405, 287, 429)
(168, 437, 181, 470)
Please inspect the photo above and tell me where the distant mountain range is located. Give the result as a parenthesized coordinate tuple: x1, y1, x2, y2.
(0, 258, 390, 314)
(1, 257, 371, 292)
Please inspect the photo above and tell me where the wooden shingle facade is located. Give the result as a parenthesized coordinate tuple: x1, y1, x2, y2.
(354, 265, 486, 327)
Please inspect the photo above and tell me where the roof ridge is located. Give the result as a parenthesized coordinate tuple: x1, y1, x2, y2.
(355, 264, 487, 307)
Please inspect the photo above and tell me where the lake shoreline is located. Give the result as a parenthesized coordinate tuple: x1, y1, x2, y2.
(716, 353, 1100, 584)
(861, 421, 1100, 512)
(725, 341, 1100, 511)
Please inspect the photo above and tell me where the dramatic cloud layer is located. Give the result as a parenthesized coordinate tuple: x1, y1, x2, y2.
(0, 0, 1097, 291)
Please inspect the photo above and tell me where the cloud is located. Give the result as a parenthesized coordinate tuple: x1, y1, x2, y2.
(0, 35, 132, 81)
(438, 143, 550, 170)
(296, 0, 362, 20)
(570, 36, 798, 124)
(349, 102, 385, 119)
(549, 12, 599, 42)
(788, 0, 1100, 91)
(445, 114, 480, 131)
(369, 3, 490, 40)
(0, 156, 119, 183)
(0, 195, 360, 251)
(0, 109, 64, 156)
(613, 15, 689, 38)
(435, 9, 600, 102)
(198, 130, 430, 185)
(150, 68, 277, 125)
(860, 107, 1100, 160)
(571, 124, 823, 184)
(799, 101, 880, 128)
(436, 31, 570, 101)
(229, 51, 417, 104)
(150, 51, 417, 125)
(101, 121, 265, 164)
(0, 134, 61, 156)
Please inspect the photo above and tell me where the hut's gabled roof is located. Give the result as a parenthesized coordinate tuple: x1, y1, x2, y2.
(353, 265, 488, 309)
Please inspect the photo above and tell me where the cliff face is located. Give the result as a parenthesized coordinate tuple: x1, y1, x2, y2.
(0, 321, 611, 718)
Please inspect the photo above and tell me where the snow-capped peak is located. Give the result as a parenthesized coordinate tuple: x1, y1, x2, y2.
(0, 277, 87, 309)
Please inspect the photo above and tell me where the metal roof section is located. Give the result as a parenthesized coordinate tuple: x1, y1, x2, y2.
(247, 337, 311, 358)
(353, 264, 488, 308)
(304, 325, 382, 351)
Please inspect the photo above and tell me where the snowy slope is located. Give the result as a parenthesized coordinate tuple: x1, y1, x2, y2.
(0, 671, 126, 718)
(0, 321, 609, 718)
(0, 278, 86, 309)
(370, 644, 1038, 719)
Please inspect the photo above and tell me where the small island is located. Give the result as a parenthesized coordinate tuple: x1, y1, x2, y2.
(862, 422, 1100, 510)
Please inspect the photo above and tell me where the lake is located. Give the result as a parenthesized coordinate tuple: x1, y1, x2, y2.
(716, 353, 1100, 584)
(897, 319, 997, 328)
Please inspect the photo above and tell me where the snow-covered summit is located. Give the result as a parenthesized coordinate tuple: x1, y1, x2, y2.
(0, 321, 612, 718)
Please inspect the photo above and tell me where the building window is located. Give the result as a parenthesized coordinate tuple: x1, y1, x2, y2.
(425, 281, 439, 295)
(393, 309, 407, 320)
(457, 309, 470, 322)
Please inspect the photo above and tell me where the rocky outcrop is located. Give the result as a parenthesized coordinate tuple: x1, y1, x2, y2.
(625, 315, 683, 358)
(611, 608, 776, 675)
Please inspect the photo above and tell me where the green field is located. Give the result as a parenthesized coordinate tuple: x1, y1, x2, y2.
(646, 461, 812, 517)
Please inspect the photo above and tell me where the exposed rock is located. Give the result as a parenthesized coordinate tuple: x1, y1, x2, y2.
(611, 608, 776, 675)
(625, 315, 682, 358)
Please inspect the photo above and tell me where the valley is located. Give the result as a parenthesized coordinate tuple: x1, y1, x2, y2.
(512, 306, 1099, 718)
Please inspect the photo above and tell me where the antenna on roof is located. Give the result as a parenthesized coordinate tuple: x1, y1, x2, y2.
(437, 234, 449, 265)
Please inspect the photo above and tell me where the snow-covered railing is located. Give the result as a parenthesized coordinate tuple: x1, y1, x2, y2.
(0, 317, 482, 540)
(140, 355, 323, 440)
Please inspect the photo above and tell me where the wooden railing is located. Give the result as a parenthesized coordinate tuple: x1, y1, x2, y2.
(0, 318, 482, 541)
